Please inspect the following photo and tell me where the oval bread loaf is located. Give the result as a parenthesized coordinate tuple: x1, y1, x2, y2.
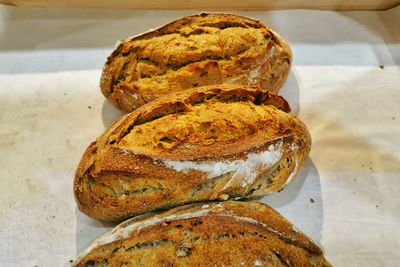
(101, 13, 292, 111)
(74, 85, 311, 222)
(73, 201, 330, 267)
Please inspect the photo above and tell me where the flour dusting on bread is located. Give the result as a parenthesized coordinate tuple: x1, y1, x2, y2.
(162, 142, 282, 185)
(282, 158, 298, 188)
(221, 141, 283, 190)
(75, 209, 211, 263)
(247, 66, 262, 85)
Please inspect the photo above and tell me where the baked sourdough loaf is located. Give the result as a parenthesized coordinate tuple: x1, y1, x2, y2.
(101, 13, 292, 111)
(73, 201, 330, 267)
(74, 85, 311, 222)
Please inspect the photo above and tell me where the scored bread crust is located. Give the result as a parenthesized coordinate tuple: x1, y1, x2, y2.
(100, 13, 292, 112)
(74, 85, 311, 222)
(73, 201, 331, 267)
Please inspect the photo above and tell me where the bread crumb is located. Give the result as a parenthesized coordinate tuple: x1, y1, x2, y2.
(310, 198, 315, 203)
(201, 204, 210, 209)
(379, 64, 384, 69)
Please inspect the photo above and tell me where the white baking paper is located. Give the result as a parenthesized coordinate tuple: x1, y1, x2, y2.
(0, 5, 399, 267)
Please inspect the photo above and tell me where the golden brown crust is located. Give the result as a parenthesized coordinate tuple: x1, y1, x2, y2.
(73, 201, 331, 267)
(74, 85, 311, 222)
(100, 13, 292, 112)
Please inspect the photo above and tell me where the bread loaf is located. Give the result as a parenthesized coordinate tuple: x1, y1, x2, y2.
(74, 85, 311, 222)
(73, 201, 330, 267)
(101, 13, 292, 111)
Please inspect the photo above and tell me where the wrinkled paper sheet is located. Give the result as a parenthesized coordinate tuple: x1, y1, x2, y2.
(0, 5, 399, 267)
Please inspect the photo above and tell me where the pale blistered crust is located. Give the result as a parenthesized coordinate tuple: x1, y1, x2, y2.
(73, 201, 331, 267)
(100, 13, 292, 112)
(74, 85, 311, 222)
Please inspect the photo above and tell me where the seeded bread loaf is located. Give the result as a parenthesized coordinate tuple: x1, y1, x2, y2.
(74, 85, 311, 222)
(73, 201, 330, 267)
(101, 13, 292, 112)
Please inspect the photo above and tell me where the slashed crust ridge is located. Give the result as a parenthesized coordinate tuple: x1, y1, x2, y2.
(74, 85, 310, 222)
(73, 201, 331, 267)
(100, 13, 292, 111)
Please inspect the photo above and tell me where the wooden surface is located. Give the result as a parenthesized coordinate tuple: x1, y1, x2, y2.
(0, 0, 399, 10)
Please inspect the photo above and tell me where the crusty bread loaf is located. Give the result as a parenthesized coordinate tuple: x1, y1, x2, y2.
(73, 201, 330, 267)
(101, 13, 292, 111)
(74, 85, 311, 222)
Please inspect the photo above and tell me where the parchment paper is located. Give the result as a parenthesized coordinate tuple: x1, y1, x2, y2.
(0, 5, 399, 266)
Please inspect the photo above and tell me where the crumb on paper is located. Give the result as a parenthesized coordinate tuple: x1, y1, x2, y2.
(391, 117, 396, 120)
(88, 106, 92, 109)
(310, 198, 315, 203)
(379, 64, 384, 69)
